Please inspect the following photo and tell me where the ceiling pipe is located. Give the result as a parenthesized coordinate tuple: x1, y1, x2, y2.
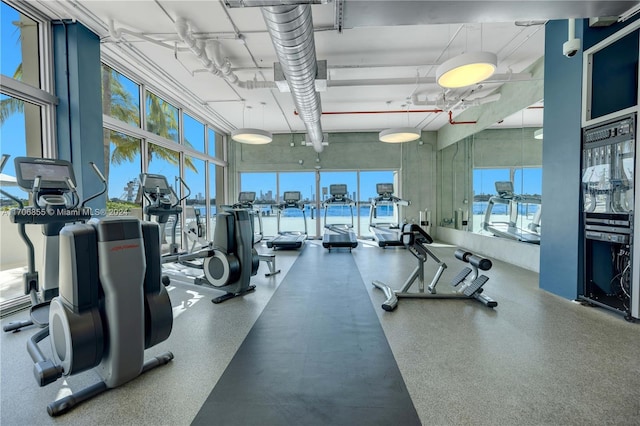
(448, 111, 477, 125)
(294, 109, 443, 115)
(175, 18, 276, 90)
(261, 4, 324, 153)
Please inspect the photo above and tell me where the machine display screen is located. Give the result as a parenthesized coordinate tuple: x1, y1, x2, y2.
(376, 183, 393, 195)
(16, 159, 74, 190)
(239, 192, 256, 202)
(143, 174, 172, 195)
(494, 181, 514, 197)
(283, 191, 301, 202)
(330, 184, 347, 196)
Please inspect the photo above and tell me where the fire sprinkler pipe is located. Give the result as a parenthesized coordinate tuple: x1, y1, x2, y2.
(448, 111, 477, 125)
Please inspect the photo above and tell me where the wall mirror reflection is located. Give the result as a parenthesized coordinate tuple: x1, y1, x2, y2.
(439, 101, 543, 244)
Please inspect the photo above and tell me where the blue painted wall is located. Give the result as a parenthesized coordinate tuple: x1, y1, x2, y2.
(52, 21, 106, 211)
(539, 20, 585, 300)
(541, 18, 639, 300)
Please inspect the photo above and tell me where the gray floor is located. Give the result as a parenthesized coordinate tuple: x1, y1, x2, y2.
(1, 240, 639, 425)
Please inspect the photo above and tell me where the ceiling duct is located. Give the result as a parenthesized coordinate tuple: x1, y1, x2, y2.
(261, 4, 325, 153)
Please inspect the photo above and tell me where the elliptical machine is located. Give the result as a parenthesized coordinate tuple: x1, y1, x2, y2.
(2, 155, 93, 332)
(3, 156, 174, 416)
(140, 173, 259, 303)
(222, 192, 280, 277)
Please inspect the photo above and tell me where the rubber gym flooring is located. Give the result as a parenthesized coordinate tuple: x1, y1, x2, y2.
(1, 240, 639, 425)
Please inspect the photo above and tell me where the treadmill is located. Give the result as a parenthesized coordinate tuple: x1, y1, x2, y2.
(482, 181, 541, 244)
(322, 184, 358, 251)
(266, 191, 307, 250)
(369, 183, 410, 248)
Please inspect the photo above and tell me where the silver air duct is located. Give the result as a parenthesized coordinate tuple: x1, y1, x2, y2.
(261, 5, 324, 152)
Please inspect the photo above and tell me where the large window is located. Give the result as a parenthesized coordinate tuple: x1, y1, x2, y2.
(104, 130, 142, 218)
(101, 64, 140, 127)
(239, 170, 398, 239)
(1, 2, 53, 311)
(145, 91, 179, 143)
(184, 114, 205, 152)
(1, 2, 40, 88)
(208, 128, 224, 158)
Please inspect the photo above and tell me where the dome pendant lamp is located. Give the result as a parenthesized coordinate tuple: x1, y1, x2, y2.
(436, 51, 497, 89)
(378, 127, 421, 143)
(231, 128, 273, 144)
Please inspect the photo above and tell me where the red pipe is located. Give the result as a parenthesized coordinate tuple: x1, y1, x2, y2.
(448, 111, 477, 125)
(293, 108, 443, 116)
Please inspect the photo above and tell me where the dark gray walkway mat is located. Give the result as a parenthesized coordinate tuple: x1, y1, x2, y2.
(192, 247, 421, 426)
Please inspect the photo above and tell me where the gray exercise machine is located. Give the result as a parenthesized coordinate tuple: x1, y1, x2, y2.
(372, 224, 497, 311)
(141, 173, 259, 303)
(3, 156, 173, 416)
(322, 184, 358, 251)
(482, 181, 541, 244)
(267, 191, 307, 250)
(369, 183, 410, 248)
(2, 156, 93, 332)
(222, 192, 280, 276)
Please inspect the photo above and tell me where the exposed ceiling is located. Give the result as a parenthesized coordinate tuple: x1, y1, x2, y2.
(30, 0, 639, 138)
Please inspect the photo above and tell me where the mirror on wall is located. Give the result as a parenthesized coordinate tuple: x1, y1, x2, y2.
(438, 101, 543, 244)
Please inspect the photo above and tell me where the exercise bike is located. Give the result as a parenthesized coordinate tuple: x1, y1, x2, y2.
(140, 173, 259, 303)
(3, 155, 174, 416)
(372, 223, 497, 311)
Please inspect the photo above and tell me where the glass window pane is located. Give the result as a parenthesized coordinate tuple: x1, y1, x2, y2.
(0, 95, 42, 304)
(104, 130, 142, 218)
(359, 170, 395, 238)
(208, 128, 224, 158)
(208, 163, 217, 240)
(240, 172, 277, 237)
(183, 156, 206, 249)
(101, 64, 140, 127)
(184, 113, 204, 152)
(1, 2, 40, 88)
(145, 91, 179, 142)
(147, 144, 181, 251)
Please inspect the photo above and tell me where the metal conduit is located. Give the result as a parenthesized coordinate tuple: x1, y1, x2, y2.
(261, 5, 324, 152)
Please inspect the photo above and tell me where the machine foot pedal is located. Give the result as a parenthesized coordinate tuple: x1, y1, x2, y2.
(451, 267, 471, 287)
(463, 275, 489, 296)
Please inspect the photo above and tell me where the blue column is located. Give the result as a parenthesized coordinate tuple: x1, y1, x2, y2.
(52, 21, 105, 211)
(539, 20, 585, 300)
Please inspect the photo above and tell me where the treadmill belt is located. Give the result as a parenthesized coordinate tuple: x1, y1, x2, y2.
(192, 246, 420, 425)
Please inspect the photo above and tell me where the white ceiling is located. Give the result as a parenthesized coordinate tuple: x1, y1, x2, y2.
(30, 1, 639, 135)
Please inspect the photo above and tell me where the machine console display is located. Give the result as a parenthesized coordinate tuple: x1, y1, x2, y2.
(141, 174, 173, 196)
(283, 191, 301, 203)
(239, 192, 256, 203)
(330, 184, 347, 197)
(376, 183, 394, 196)
(495, 181, 514, 198)
(15, 157, 75, 190)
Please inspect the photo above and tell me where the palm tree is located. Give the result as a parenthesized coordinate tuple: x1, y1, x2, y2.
(101, 65, 196, 201)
